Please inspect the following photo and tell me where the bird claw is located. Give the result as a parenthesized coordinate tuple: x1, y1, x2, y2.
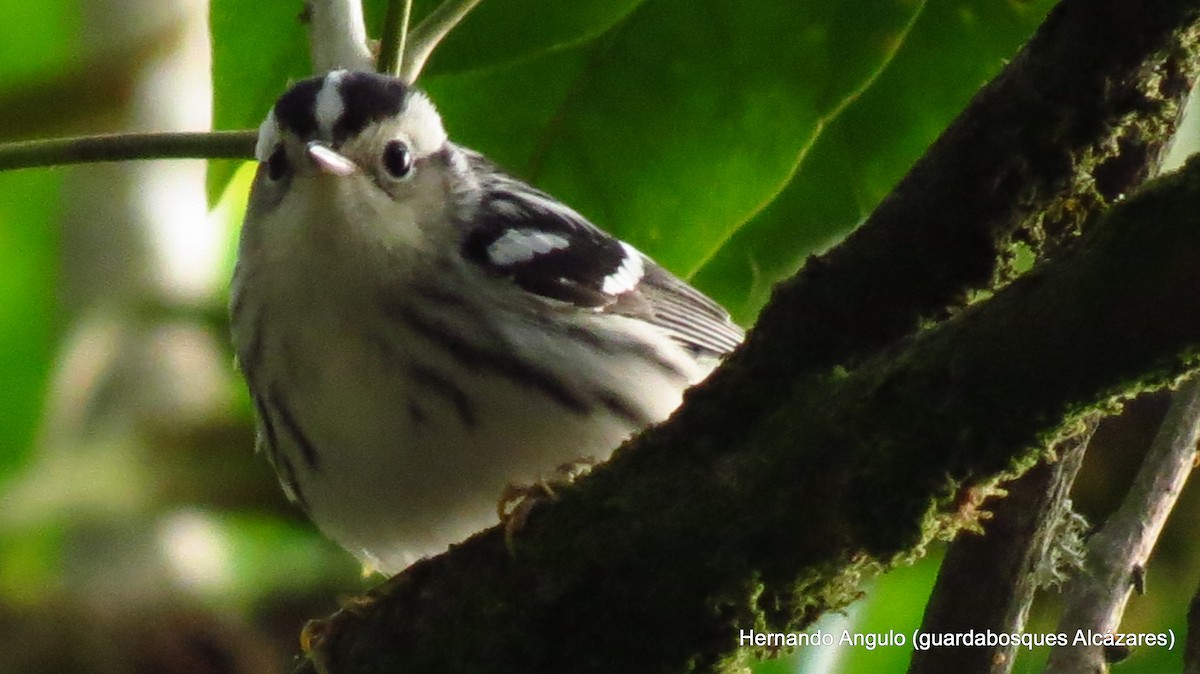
(497, 458, 597, 553)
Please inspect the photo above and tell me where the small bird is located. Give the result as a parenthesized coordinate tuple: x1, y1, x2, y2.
(230, 70, 743, 573)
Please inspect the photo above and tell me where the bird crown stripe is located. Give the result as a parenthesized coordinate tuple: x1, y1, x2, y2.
(272, 77, 323, 140)
(333, 72, 411, 143)
(314, 70, 347, 141)
(270, 71, 415, 145)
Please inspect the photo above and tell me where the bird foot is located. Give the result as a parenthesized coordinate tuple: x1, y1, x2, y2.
(497, 457, 597, 553)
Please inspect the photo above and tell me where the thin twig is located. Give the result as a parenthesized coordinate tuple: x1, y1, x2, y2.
(306, 0, 373, 72)
(908, 429, 1092, 674)
(376, 0, 413, 77)
(0, 131, 256, 171)
(1044, 376, 1200, 673)
(400, 0, 483, 83)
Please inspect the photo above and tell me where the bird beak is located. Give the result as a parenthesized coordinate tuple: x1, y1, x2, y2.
(306, 141, 359, 176)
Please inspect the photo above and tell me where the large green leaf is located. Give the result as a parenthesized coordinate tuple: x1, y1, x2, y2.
(411, 0, 645, 75)
(0, 3, 79, 83)
(690, 0, 1058, 322)
(0, 171, 59, 482)
(0, 0, 75, 480)
(421, 46, 591, 171)
(520, 0, 924, 280)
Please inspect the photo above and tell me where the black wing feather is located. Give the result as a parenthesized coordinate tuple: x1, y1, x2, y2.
(458, 150, 744, 357)
(635, 263, 744, 356)
(462, 190, 626, 308)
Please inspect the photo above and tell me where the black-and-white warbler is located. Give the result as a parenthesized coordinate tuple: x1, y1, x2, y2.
(230, 70, 744, 573)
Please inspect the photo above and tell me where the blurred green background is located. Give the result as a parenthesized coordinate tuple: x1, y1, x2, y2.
(1, 0, 1196, 672)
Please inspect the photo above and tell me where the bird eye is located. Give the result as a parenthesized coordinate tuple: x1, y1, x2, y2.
(266, 145, 290, 182)
(382, 140, 413, 179)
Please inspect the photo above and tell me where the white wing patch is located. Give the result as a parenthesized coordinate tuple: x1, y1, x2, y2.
(487, 229, 571, 266)
(602, 242, 645, 295)
(314, 70, 347, 140)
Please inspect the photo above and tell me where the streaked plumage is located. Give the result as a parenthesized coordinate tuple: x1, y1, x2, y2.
(231, 70, 742, 572)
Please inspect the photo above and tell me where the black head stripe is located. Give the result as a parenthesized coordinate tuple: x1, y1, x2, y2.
(273, 77, 323, 140)
(333, 72, 410, 143)
(271, 71, 412, 144)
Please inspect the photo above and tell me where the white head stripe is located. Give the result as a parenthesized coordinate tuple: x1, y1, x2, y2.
(314, 70, 347, 140)
(601, 242, 645, 295)
(398, 90, 448, 155)
(255, 109, 280, 161)
(487, 230, 571, 266)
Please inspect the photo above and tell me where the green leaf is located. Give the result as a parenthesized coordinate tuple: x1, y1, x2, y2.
(422, 46, 591, 171)
(0, 170, 60, 482)
(0, 0, 75, 482)
(413, 0, 646, 75)
(0, 2, 79, 83)
(0, 3, 90, 142)
(513, 0, 925, 281)
(690, 0, 1058, 322)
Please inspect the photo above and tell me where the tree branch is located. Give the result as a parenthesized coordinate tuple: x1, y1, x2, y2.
(909, 19, 1200, 665)
(907, 429, 1092, 674)
(399, 0, 483, 83)
(1044, 375, 1200, 673)
(305, 0, 373, 72)
(375, 0, 413, 76)
(732, 0, 1198, 448)
(0, 131, 255, 171)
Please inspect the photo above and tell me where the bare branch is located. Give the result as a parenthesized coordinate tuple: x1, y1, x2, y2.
(1044, 375, 1200, 673)
(306, 0, 373, 72)
(400, 0, 483, 83)
(376, 0, 413, 76)
(908, 430, 1092, 674)
(0, 131, 255, 171)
